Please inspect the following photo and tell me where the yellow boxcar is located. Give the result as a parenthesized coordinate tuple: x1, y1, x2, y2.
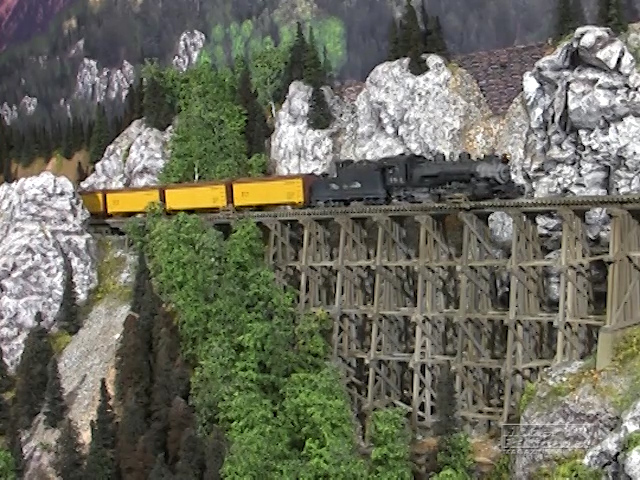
(105, 188, 162, 215)
(164, 182, 230, 211)
(80, 191, 106, 216)
(232, 176, 307, 208)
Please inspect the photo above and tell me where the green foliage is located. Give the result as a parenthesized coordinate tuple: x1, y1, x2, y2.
(142, 61, 179, 130)
(53, 419, 85, 480)
(368, 408, 413, 479)
(624, 431, 640, 452)
(437, 432, 474, 476)
(55, 254, 81, 335)
(533, 451, 601, 479)
(432, 467, 471, 479)
(488, 454, 511, 480)
(161, 56, 249, 183)
(140, 215, 408, 479)
(44, 358, 67, 429)
(88, 238, 130, 304)
(89, 105, 110, 164)
(519, 381, 537, 413)
(308, 87, 333, 129)
(0, 448, 16, 480)
(555, 0, 582, 40)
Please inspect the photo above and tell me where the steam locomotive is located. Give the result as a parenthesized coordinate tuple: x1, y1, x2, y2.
(309, 152, 523, 206)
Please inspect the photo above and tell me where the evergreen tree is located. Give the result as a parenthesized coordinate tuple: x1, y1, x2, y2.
(56, 254, 81, 335)
(321, 46, 334, 84)
(0, 347, 13, 394)
(43, 358, 67, 429)
(387, 19, 401, 61)
(308, 87, 333, 130)
(89, 105, 109, 164)
(174, 429, 206, 479)
(277, 21, 307, 102)
(434, 362, 458, 437)
(5, 413, 23, 478)
(556, 0, 581, 40)
(303, 27, 325, 88)
(608, 0, 627, 34)
(398, 0, 427, 74)
(149, 454, 174, 479)
(236, 66, 271, 157)
(425, 16, 448, 58)
(71, 118, 84, 152)
(53, 419, 85, 480)
(61, 120, 73, 159)
(84, 378, 117, 479)
(13, 316, 54, 429)
(142, 63, 175, 131)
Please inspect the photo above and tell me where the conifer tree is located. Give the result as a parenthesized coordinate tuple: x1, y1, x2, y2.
(308, 87, 333, 130)
(143, 64, 175, 131)
(398, 0, 427, 74)
(44, 358, 67, 429)
(61, 120, 73, 159)
(13, 315, 54, 429)
(236, 66, 271, 157)
(556, 0, 581, 40)
(174, 429, 206, 479)
(387, 19, 401, 61)
(89, 105, 109, 164)
(56, 254, 81, 335)
(53, 419, 85, 480)
(84, 378, 117, 479)
(303, 27, 325, 88)
(608, 0, 627, 34)
(149, 454, 174, 479)
(277, 21, 307, 102)
(0, 347, 12, 394)
(71, 118, 84, 152)
(426, 16, 448, 58)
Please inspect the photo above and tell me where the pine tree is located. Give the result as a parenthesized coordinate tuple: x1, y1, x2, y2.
(434, 362, 458, 438)
(71, 118, 84, 152)
(236, 66, 271, 158)
(61, 120, 73, 159)
(0, 348, 13, 394)
(89, 105, 109, 164)
(149, 454, 174, 479)
(556, 0, 581, 40)
(277, 21, 307, 103)
(44, 358, 67, 429)
(143, 64, 175, 131)
(608, 0, 627, 34)
(53, 419, 85, 480)
(398, 0, 427, 74)
(56, 254, 81, 335)
(174, 429, 206, 479)
(387, 19, 401, 61)
(84, 378, 117, 479)
(308, 87, 333, 130)
(13, 317, 54, 429)
(426, 16, 448, 58)
(303, 27, 325, 88)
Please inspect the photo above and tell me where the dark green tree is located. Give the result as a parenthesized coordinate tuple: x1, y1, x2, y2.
(174, 429, 206, 479)
(13, 315, 54, 429)
(131, 248, 151, 315)
(599, 0, 627, 33)
(277, 21, 307, 102)
(149, 454, 174, 479)
(425, 16, 448, 58)
(89, 105, 109, 164)
(556, 0, 581, 40)
(0, 348, 13, 394)
(84, 378, 117, 479)
(71, 118, 84, 152)
(308, 87, 333, 130)
(142, 62, 176, 131)
(236, 65, 271, 157)
(56, 254, 81, 335)
(398, 0, 427, 74)
(53, 419, 85, 480)
(303, 27, 325, 88)
(387, 19, 401, 61)
(61, 120, 73, 159)
(44, 358, 67, 429)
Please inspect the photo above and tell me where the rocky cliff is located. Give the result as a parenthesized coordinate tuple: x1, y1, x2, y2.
(0, 172, 97, 371)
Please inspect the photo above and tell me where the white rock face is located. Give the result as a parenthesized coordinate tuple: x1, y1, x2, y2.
(73, 58, 136, 104)
(0, 96, 38, 125)
(172, 30, 206, 72)
(80, 119, 173, 190)
(270, 55, 496, 175)
(0, 173, 97, 371)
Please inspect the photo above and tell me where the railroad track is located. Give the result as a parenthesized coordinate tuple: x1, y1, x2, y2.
(88, 194, 640, 230)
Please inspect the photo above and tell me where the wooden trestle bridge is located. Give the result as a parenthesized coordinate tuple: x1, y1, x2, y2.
(90, 194, 640, 435)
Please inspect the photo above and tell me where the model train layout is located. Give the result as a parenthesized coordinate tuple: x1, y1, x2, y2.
(79, 153, 524, 217)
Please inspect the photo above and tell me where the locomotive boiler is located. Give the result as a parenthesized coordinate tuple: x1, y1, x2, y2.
(309, 152, 524, 206)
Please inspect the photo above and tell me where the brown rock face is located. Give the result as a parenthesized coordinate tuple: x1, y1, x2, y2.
(0, 0, 72, 51)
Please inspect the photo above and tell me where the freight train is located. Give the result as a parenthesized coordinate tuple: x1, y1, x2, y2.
(80, 152, 524, 217)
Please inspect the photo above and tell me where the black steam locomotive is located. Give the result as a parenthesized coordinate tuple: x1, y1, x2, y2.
(309, 152, 524, 206)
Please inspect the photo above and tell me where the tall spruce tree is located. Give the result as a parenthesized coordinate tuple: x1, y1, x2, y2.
(61, 120, 73, 159)
(398, 0, 427, 74)
(308, 87, 333, 130)
(143, 64, 175, 131)
(277, 21, 307, 103)
(53, 419, 85, 480)
(149, 454, 174, 479)
(13, 315, 54, 429)
(43, 358, 67, 429)
(84, 378, 117, 479)
(236, 66, 271, 157)
(174, 429, 206, 479)
(598, 0, 627, 33)
(303, 27, 325, 87)
(56, 254, 81, 335)
(387, 19, 401, 60)
(89, 105, 109, 164)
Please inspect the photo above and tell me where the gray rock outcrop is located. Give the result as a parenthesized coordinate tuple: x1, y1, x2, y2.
(73, 58, 136, 104)
(270, 55, 499, 175)
(80, 119, 173, 190)
(0, 172, 97, 371)
(172, 30, 206, 72)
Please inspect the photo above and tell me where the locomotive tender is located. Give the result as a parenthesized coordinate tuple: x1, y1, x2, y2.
(80, 152, 523, 217)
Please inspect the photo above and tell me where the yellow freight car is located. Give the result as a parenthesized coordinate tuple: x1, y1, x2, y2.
(105, 187, 162, 215)
(164, 181, 231, 212)
(232, 175, 313, 208)
(80, 190, 106, 216)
